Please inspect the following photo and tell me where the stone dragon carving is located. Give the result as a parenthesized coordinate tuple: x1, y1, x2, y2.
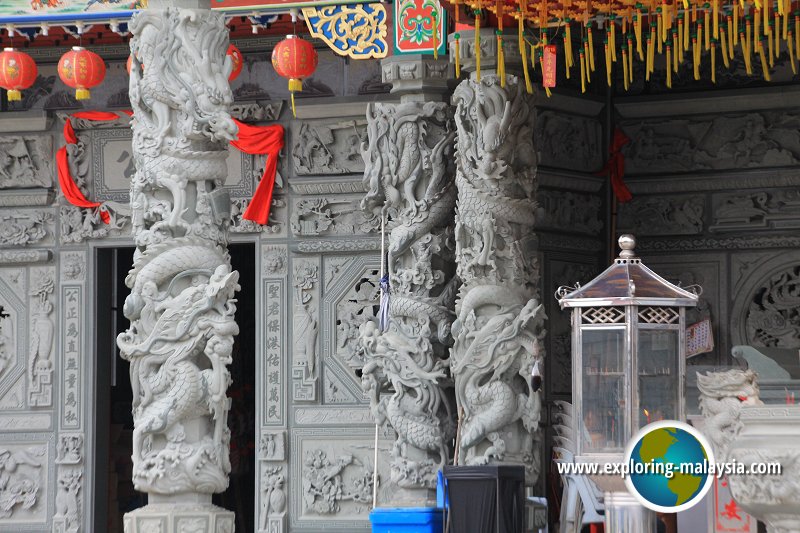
(118, 5, 240, 501)
(697, 369, 761, 461)
(357, 101, 457, 502)
(451, 75, 546, 483)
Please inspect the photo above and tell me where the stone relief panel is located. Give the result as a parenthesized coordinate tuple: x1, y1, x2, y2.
(617, 194, 704, 236)
(290, 428, 391, 530)
(259, 464, 287, 533)
(0, 209, 55, 247)
(59, 206, 130, 245)
(59, 253, 86, 284)
(28, 268, 55, 408)
(60, 286, 82, 430)
(0, 274, 25, 408)
(292, 258, 320, 402)
(729, 251, 800, 350)
(621, 111, 800, 174)
(291, 120, 366, 176)
(54, 432, 84, 533)
(0, 441, 49, 524)
(710, 188, 800, 233)
(0, 136, 52, 189)
(290, 197, 379, 237)
(262, 244, 288, 428)
(536, 189, 603, 235)
(534, 111, 602, 172)
(259, 430, 286, 462)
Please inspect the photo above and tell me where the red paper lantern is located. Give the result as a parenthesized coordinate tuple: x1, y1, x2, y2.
(227, 44, 243, 81)
(271, 35, 318, 117)
(58, 46, 106, 101)
(0, 48, 37, 102)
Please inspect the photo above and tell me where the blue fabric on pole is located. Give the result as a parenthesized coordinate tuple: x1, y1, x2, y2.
(378, 274, 390, 332)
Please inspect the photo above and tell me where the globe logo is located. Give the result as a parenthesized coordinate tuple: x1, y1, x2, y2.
(624, 420, 715, 513)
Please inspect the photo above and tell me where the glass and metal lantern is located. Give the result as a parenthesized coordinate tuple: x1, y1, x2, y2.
(556, 235, 700, 459)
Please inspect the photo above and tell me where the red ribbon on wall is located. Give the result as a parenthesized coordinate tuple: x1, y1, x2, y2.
(597, 128, 633, 203)
(57, 113, 284, 227)
(231, 119, 284, 225)
(57, 111, 127, 224)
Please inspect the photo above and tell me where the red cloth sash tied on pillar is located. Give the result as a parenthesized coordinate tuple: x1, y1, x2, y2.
(231, 119, 284, 225)
(57, 111, 129, 224)
(597, 128, 633, 203)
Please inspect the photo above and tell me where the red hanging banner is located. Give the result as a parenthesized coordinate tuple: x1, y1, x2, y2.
(543, 44, 558, 88)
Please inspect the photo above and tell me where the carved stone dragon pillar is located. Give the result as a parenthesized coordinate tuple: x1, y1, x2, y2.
(450, 72, 546, 483)
(357, 55, 458, 506)
(117, 1, 240, 531)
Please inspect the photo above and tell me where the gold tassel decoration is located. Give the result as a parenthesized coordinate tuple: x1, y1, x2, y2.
(755, 8, 761, 39)
(610, 15, 618, 61)
(728, 14, 735, 56)
(636, 5, 645, 59)
(432, 10, 439, 59)
(783, 0, 790, 38)
(693, 32, 701, 78)
(789, 28, 798, 73)
(768, 19, 775, 65)
(475, 9, 481, 82)
(657, 7, 664, 53)
(678, 16, 685, 59)
(666, 41, 673, 86)
(580, 49, 587, 92)
(759, 37, 772, 78)
(622, 44, 630, 90)
(704, 3, 711, 49)
(497, 31, 506, 86)
(628, 33, 635, 80)
(714, 0, 720, 37)
(585, 39, 593, 82)
(685, 8, 692, 52)
(774, 9, 780, 59)
(519, 15, 533, 93)
(588, 23, 596, 70)
(734, 2, 740, 44)
(454, 0, 461, 77)
(746, 13, 753, 64)
(765, 1, 770, 35)
(566, 19, 574, 74)
(605, 37, 612, 85)
(711, 38, 717, 82)
(721, 27, 732, 66)
(796, 10, 800, 65)
(741, 24, 753, 73)
(647, 27, 655, 78)
(672, 28, 680, 69)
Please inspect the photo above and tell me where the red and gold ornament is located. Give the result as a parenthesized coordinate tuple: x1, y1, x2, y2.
(0, 48, 37, 102)
(271, 35, 318, 118)
(58, 46, 106, 101)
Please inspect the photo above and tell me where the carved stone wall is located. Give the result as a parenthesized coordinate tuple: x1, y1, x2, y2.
(616, 86, 800, 368)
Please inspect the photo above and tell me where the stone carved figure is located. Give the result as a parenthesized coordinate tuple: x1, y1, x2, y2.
(0, 212, 51, 246)
(0, 447, 43, 518)
(28, 270, 54, 407)
(451, 75, 546, 483)
(119, 5, 240, 502)
(357, 101, 458, 500)
(697, 369, 761, 460)
(54, 469, 82, 533)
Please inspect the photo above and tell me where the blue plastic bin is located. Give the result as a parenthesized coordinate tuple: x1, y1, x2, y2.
(370, 507, 445, 533)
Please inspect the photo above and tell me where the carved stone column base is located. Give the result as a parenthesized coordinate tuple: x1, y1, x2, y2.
(124, 503, 236, 533)
(603, 492, 657, 533)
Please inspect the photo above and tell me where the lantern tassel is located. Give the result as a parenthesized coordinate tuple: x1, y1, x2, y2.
(580, 50, 587, 92)
(734, 3, 740, 45)
(759, 38, 772, 79)
(475, 10, 481, 81)
(605, 39, 612, 85)
(611, 17, 617, 61)
(678, 18, 685, 60)
(711, 40, 717, 82)
(693, 34, 701, 79)
(622, 46, 630, 90)
(432, 11, 439, 60)
(721, 28, 731, 66)
(666, 44, 672, 87)
(636, 8, 645, 60)
(789, 29, 797, 73)
(741, 28, 753, 73)
(783, 0, 789, 38)
(714, 0, 720, 38)
(628, 35, 635, 80)
(728, 15, 735, 56)
(588, 24, 596, 70)
(658, 10, 664, 53)
(76, 88, 90, 101)
(455, 34, 462, 77)
(685, 9, 691, 52)
(520, 18, 533, 93)
(672, 30, 679, 69)
(768, 21, 775, 64)
(7, 89, 21, 102)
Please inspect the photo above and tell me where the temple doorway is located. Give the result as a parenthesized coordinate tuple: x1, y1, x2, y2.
(94, 243, 257, 532)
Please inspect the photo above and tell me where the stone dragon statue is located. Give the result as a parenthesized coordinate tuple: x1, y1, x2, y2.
(358, 101, 457, 503)
(451, 74, 546, 483)
(118, 5, 240, 497)
(697, 368, 761, 461)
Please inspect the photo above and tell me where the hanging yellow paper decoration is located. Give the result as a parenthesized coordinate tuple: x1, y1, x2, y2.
(475, 8, 482, 81)
(454, 0, 462, 77)
(445, 0, 798, 96)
